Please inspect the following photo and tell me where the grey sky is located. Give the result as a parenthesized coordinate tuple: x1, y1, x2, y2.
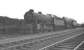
(0, 0, 84, 23)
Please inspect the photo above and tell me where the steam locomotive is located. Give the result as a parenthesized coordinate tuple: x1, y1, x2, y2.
(24, 9, 79, 33)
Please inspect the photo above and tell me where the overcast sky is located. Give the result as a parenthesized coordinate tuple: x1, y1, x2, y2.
(0, 0, 84, 24)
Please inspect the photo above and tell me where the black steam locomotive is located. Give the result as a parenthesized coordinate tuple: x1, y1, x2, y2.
(23, 9, 79, 33)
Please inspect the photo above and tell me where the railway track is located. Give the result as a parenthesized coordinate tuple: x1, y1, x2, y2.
(0, 28, 83, 50)
(74, 41, 84, 50)
(0, 29, 76, 48)
(41, 30, 84, 50)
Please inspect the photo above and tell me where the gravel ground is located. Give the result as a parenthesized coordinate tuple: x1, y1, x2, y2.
(1, 28, 83, 50)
